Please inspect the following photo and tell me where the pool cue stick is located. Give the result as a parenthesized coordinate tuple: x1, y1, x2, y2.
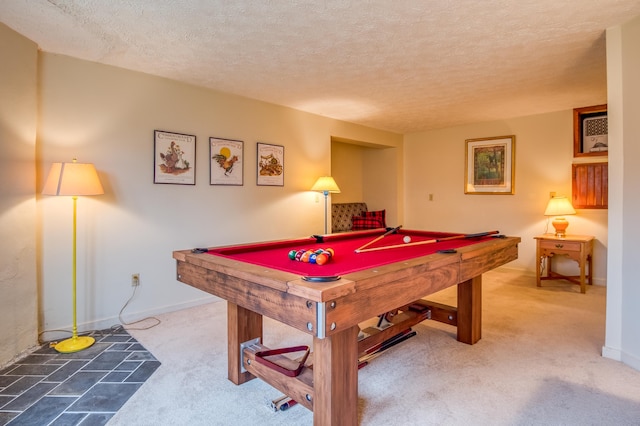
(272, 356, 373, 412)
(359, 330, 417, 364)
(271, 395, 290, 411)
(354, 225, 402, 253)
(272, 396, 297, 411)
(270, 328, 416, 412)
(362, 328, 414, 357)
(356, 230, 500, 253)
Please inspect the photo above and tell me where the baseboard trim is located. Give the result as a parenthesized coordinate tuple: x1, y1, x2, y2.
(621, 350, 640, 371)
(40, 296, 220, 342)
(602, 345, 640, 372)
(602, 345, 622, 361)
(497, 265, 607, 286)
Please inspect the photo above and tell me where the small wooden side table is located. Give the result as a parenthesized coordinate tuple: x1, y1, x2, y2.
(534, 234, 594, 293)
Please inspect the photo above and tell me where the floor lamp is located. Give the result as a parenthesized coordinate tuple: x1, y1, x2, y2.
(42, 159, 104, 353)
(311, 176, 341, 234)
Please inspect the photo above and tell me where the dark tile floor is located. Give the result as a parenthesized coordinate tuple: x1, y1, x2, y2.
(0, 328, 160, 426)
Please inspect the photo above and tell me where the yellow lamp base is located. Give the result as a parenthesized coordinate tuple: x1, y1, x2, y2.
(54, 335, 95, 353)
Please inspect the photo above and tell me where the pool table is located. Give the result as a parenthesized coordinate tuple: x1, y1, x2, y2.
(173, 228, 520, 425)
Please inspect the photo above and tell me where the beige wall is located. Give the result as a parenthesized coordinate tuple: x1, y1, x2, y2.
(331, 139, 402, 226)
(363, 145, 402, 226)
(36, 53, 402, 336)
(604, 15, 640, 369)
(0, 24, 39, 367)
(331, 141, 365, 202)
(404, 110, 608, 279)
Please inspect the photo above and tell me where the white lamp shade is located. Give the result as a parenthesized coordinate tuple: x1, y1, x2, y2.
(311, 176, 341, 193)
(544, 196, 576, 216)
(43, 161, 104, 196)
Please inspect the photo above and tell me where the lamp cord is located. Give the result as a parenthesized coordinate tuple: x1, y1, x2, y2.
(38, 281, 161, 345)
(117, 284, 161, 330)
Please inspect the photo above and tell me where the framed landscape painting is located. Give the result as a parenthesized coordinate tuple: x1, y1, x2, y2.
(464, 135, 515, 195)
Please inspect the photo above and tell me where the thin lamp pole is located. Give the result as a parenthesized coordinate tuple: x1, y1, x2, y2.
(323, 190, 329, 234)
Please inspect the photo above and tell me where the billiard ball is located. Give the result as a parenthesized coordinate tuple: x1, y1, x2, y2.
(302, 250, 315, 262)
(403, 236, 412, 244)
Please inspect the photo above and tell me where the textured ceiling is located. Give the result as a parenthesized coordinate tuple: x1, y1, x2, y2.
(2, 0, 640, 134)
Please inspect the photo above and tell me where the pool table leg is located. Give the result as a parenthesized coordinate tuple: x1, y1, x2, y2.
(312, 325, 359, 426)
(457, 275, 482, 344)
(227, 302, 263, 385)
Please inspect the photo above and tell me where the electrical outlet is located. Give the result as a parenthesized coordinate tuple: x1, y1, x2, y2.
(131, 273, 140, 286)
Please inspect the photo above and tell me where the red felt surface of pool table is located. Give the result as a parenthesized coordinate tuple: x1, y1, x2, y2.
(206, 228, 500, 278)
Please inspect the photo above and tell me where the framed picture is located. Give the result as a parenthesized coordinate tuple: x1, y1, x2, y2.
(574, 104, 608, 157)
(257, 142, 284, 186)
(210, 137, 243, 185)
(154, 130, 196, 185)
(464, 135, 515, 195)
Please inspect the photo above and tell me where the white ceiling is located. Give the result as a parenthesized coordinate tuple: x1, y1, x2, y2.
(2, 0, 640, 134)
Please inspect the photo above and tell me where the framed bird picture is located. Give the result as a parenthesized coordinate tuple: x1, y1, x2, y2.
(210, 137, 244, 185)
(154, 130, 196, 185)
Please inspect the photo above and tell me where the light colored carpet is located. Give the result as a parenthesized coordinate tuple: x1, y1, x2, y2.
(108, 269, 640, 425)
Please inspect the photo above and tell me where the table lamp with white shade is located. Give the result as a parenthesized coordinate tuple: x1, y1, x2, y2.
(544, 195, 576, 238)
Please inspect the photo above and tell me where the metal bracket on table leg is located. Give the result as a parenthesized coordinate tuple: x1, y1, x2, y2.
(316, 301, 326, 339)
(358, 329, 370, 340)
(240, 337, 261, 373)
(375, 314, 393, 330)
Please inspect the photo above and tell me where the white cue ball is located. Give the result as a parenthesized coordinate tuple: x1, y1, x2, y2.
(403, 236, 412, 243)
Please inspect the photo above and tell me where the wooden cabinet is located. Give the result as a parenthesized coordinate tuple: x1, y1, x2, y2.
(572, 162, 608, 209)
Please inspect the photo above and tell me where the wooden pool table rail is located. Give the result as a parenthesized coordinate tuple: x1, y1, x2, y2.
(174, 235, 519, 340)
